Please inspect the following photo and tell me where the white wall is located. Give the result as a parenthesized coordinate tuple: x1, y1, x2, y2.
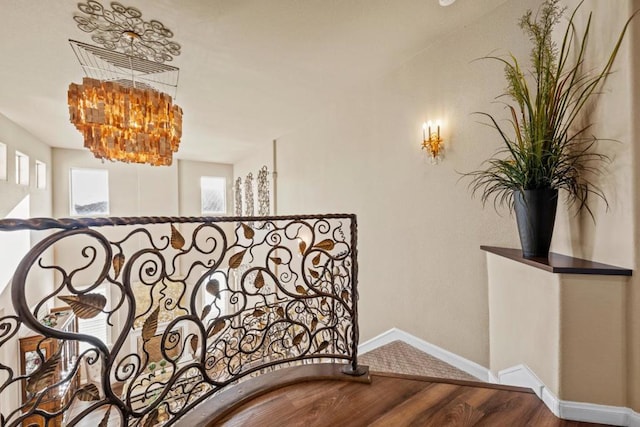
(177, 159, 233, 217)
(0, 112, 52, 416)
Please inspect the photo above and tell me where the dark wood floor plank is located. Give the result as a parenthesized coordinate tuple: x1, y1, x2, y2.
(215, 373, 612, 427)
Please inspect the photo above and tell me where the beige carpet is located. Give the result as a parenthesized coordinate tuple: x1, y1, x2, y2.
(359, 340, 478, 382)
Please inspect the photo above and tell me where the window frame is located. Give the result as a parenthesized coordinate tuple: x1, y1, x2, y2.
(200, 176, 227, 215)
(69, 168, 110, 217)
(15, 151, 29, 186)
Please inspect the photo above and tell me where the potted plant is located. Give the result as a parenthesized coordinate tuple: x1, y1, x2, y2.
(466, 0, 637, 258)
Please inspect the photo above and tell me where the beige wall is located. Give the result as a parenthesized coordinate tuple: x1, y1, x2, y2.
(632, 0, 640, 412)
(274, 0, 539, 367)
(487, 254, 628, 406)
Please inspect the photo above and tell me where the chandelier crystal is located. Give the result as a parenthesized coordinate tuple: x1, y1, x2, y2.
(68, 77, 183, 166)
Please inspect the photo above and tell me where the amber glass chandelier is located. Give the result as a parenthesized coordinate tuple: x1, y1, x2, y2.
(68, 77, 183, 166)
(68, 2, 183, 166)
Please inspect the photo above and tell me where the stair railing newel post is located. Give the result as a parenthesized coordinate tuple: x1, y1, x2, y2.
(342, 214, 367, 376)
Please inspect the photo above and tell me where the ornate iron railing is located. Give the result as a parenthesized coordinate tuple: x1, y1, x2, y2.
(0, 214, 365, 426)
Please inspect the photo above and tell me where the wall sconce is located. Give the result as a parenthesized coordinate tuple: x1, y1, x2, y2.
(422, 121, 444, 164)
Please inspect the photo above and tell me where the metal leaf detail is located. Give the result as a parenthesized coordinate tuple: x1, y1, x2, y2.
(201, 304, 211, 320)
(241, 223, 255, 239)
(341, 290, 349, 302)
(112, 253, 125, 279)
(229, 250, 246, 269)
(78, 383, 101, 401)
(190, 335, 199, 355)
(312, 253, 321, 266)
(26, 350, 61, 394)
(309, 269, 319, 279)
(311, 317, 318, 332)
(142, 307, 160, 342)
(321, 298, 328, 306)
(208, 319, 225, 338)
(205, 278, 220, 298)
(98, 407, 111, 427)
(143, 409, 159, 427)
(170, 224, 185, 249)
(252, 309, 265, 317)
(292, 332, 304, 346)
(270, 256, 282, 265)
(299, 241, 307, 255)
(314, 239, 335, 251)
(317, 341, 330, 352)
(254, 271, 265, 289)
(59, 294, 107, 319)
(295, 285, 307, 295)
(276, 307, 285, 318)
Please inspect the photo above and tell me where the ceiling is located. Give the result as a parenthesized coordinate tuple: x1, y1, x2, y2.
(0, 0, 508, 164)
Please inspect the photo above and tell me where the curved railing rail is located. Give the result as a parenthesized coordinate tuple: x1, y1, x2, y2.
(0, 214, 364, 426)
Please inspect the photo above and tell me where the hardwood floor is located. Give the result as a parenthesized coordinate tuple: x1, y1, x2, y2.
(215, 372, 609, 427)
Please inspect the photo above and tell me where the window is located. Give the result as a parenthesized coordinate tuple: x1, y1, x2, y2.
(77, 286, 109, 353)
(70, 168, 109, 216)
(201, 176, 226, 214)
(15, 151, 29, 185)
(0, 142, 6, 181)
(35, 161, 46, 189)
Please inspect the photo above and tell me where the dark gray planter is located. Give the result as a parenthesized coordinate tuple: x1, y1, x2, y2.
(514, 189, 558, 259)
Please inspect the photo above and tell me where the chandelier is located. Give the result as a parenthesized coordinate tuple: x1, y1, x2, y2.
(68, 1, 183, 166)
(68, 77, 183, 166)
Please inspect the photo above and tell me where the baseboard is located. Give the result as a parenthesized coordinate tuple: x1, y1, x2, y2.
(497, 364, 544, 398)
(358, 328, 491, 382)
(497, 364, 640, 426)
(359, 330, 640, 425)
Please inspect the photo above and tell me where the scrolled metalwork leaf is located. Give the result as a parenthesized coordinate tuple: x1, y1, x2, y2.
(190, 335, 199, 355)
(241, 223, 255, 239)
(270, 256, 282, 265)
(316, 341, 330, 352)
(254, 271, 265, 289)
(170, 224, 186, 249)
(99, 407, 111, 427)
(312, 253, 321, 266)
(59, 293, 107, 319)
(112, 253, 125, 279)
(208, 319, 226, 338)
(292, 332, 304, 346)
(77, 383, 101, 401)
(205, 278, 220, 298)
(26, 350, 61, 394)
(311, 317, 318, 332)
(309, 269, 320, 279)
(276, 307, 285, 318)
(142, 307, 160, 342)
(252, 309, 266, 317)
(314, 239, 335, 251)
(299, 241, 307, 255)
(341, 290, 350, 302)
(295, 285, 308, 295)
(143, 408, 159, 427)
(201, 305, 211, 320)
(229, 249, 246, 269)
